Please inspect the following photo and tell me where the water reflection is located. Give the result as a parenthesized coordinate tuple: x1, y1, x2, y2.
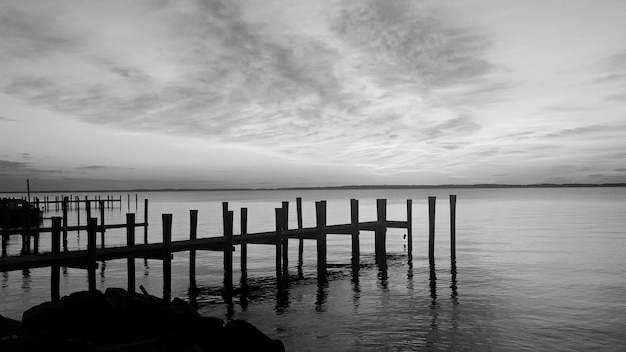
(275, 286, 290, 314)
(143, 259, 149, 276)
(315, 282, 328, 313)
(21, 268, 30, 290)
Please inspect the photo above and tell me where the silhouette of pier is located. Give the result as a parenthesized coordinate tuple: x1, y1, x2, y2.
(0, 196, 457, 304)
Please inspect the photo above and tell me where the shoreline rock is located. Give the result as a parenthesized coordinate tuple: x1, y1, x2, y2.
(1, 288, 284, 352)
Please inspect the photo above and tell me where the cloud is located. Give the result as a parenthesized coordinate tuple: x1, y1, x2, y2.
(604, 94, 626, 102)
(0, 0, 492, 175)
(76, 165, 135, 170)
(333, 0, 492, 88)
(0, 115, 16, 122)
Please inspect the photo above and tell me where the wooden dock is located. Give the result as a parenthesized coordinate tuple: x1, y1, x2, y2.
(0, 196, 457, 303)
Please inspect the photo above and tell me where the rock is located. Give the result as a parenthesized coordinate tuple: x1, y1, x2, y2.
(5, 288, 283, 352)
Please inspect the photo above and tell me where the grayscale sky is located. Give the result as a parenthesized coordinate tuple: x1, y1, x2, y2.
(1, 0, 626, 191)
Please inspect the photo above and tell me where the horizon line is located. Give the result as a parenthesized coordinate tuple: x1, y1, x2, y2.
(2, 182, 626, 194)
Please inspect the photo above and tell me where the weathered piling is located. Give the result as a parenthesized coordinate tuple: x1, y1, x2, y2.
(296, 197, 304, 272)
(281, 201, 289, 279)
(76, 196, 80, 234)
(428, 196, 436, 278)
(62, 197, 68, 250)
(350, 199, 359, 270)
(87, 217, 97, 292)
(143, 199, 149, 244)
(162, 214, 172, 302)
(189, 210, 198, 291)
(240, 208, 248, 288)
(222, 203, 234, 296)
(316, 201, 327, 282)
(51, 217, 62, 302)
(375, 199, 387, 264)
(407, 199, 413, 256)
(99, 200, 106, 248)
(126, 213, 136, 293)
(274, 208, 283, 287)
(450, 195, 457, 269)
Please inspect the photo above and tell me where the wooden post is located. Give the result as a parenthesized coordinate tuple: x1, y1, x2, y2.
(51, 217, 62, 302)
(126, 213, 136, 293)
(87, 217, 97, 293)
(222, 202, 233, 296)
(450, 195, 457, 268)
(375, 199, 387, 264)
(296, 197, 304, 270)
(350, 199, 360, 270)
(189, 210, 198, 291)
(407, 199, 413, 257)
(99, 200, 105, 248)
(127, 194, 130, 212)
(85, 196, 91, 221)
(281, 201, 289, 279)
(240, 208, 248, 289)
(162, 214, 172, 302)
(316, 201, 327, 282)
(275, 208, 283, 287)
(76, 196, 80, 234)
(135, 194, 138, 211)
(62, 197, 68, 250)
(428, 196, 436, 277)
(144, 199, 149, 244)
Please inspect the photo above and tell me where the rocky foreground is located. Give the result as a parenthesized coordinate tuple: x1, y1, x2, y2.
(0, 288, 285, 352)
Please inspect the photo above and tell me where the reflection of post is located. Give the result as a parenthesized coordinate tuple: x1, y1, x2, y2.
(281, 201, 289, 280)
(450, 195, 457, 271)
(189, 210, 198, 291)
(316, 201, 327, 283)
(87, 217, 97, 293)
(126, 213, 135, 293)
(350, 199, 359, 273)
(162, 214, 172, 302)
(428, 196, 436, 279)
(240, 208, 248, 289)
(51, 217, 62, 302)
(375, 199, 387, 266)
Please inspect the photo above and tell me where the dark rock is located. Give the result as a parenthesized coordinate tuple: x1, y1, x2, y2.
(4, 288, 284, 352)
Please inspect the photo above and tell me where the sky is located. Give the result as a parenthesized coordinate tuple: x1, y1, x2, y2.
(1, 0, 626, 191)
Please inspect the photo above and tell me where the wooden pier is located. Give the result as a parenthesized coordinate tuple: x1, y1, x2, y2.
(0, 196, 457, 303)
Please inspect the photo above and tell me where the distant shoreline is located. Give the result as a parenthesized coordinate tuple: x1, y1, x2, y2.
(2, 183, 626, 194)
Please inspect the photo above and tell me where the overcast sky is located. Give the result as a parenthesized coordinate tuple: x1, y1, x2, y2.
(1, 0, 626, 191)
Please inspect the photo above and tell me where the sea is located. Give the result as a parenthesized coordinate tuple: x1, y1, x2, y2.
(1, 187, 625, 351)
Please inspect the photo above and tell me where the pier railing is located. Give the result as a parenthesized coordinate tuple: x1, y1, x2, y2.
(0, 196, 457, 303)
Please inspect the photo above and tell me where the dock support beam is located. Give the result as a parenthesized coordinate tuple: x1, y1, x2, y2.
(350, 199, 360, 272)
(407, 199, 413, 257)
(87, 217, 97, 293)
(126, 213, 136, 294)
(51, 217, 62, 302)
(450, 195, 457, 271)
(281, 201, 289, 280)
(428, 196, 436, 279)
(375, 199, 387, 265)
(316, 201, 327, 283)
(222, 203, 233, 296)
(274, 208, 283, 287)
(240, 208, 248, 289)
(189, 210, 198, 291)
(162, 214, 172, 302)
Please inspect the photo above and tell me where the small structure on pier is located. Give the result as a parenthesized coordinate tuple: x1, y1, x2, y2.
(0, 199, 42, 229)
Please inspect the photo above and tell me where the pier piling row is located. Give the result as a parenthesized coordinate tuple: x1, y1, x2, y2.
(0, 197, 457, 302)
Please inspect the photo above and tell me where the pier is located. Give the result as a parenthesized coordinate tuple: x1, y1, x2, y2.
(0, 196, 457, 303)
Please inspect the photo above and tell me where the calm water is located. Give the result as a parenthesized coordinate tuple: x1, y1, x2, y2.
(1, 187, 625, 351)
